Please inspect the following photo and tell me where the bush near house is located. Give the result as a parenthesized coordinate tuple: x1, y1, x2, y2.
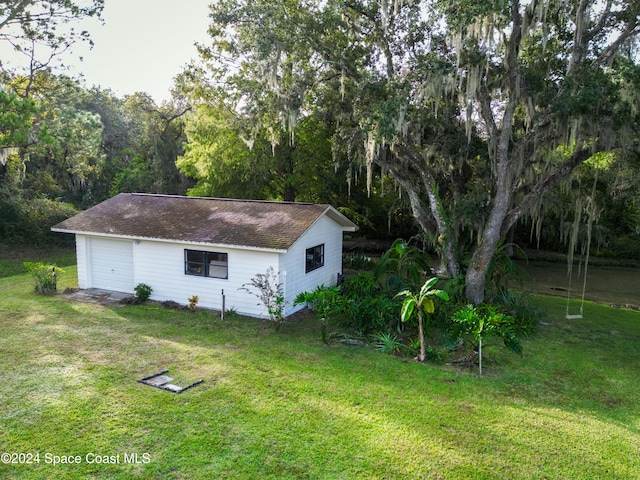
(23, 262, 63, 295)
(134, 283, 153, 302)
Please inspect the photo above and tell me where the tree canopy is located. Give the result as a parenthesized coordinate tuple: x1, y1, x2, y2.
(191, 0, 640, 303)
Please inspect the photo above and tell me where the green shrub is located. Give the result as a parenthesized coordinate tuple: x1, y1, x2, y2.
(134, 283, 153, 302)
(346, 294, 403, 334)
(374, 238, 431, 294)
(429, 274, 467, 330)
(608, 234, 640, 260)
(294, 285, 341, 344)
(371, 332, 404, 355)
(451, 304, 523, 375)
(485, 240, 526, 297)
(492, 289, 545, 336)
(0, 197, 21, 239)
(406, 338, 445, 362)
(24, 262, 63, 295)
(340, 273, 403, 334)
(341, 272, 378, 298)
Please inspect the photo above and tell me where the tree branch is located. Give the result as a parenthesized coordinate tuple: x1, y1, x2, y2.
(387, 142, 460, 276)
(502, 142, 601, 235)
(596, 22, 640, 66)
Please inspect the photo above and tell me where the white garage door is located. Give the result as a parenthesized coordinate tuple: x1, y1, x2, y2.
(89, 238, 134, 293)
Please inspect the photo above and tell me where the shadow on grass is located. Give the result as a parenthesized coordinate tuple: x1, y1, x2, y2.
(2, 272, 640, 478)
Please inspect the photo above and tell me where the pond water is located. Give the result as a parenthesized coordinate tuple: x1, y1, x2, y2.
(516, 261, 640, 309)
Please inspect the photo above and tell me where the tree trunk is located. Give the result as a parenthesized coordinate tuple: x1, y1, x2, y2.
(465, 210, 506, 304)
(464, 130, 513, 304)
(417, 310, 426, 362)
(463, 1, 523, 304)
(282, 183, 296, 202)
(384, 144, 461, 278)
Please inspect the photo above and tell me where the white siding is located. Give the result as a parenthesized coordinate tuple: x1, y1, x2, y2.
(73, 210, 348, 318)
(132, 240, 281, 318)
(280, 215, 344, 316)
(75, 235, 89, 289)
(88, 237, 135, 293)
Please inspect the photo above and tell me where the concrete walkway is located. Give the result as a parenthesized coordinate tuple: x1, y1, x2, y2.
(61, 288, 131, 306)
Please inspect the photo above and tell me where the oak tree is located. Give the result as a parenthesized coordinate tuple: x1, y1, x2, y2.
(196, 0, 640, 303)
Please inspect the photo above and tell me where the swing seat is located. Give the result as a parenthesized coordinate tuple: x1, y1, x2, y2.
(565, 314, 583, 320)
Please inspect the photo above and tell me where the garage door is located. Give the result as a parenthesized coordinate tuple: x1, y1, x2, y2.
(89, 238, 134, 293)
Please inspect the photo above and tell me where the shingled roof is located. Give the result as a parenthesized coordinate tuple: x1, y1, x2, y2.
(52, 193, 358, 251)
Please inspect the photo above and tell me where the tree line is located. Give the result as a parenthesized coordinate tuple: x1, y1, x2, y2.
(1, 0, 640, 304)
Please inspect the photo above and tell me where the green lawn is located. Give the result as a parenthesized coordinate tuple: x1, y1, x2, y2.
(0, 243, 76, 278)
(1, 263, 639, 479)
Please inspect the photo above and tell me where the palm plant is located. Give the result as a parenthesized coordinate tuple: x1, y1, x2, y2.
(374, 238, 431, 294)
(294, 284, 341, 343)
(396, 277, 449, 362)
(485, 239, 526, 299)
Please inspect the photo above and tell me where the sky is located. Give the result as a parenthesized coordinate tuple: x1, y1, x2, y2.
(72, 0, 212, 101)
(3, 0, 212, 102)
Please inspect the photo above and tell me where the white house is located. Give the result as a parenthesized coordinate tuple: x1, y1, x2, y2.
(51, 193, 358, 318)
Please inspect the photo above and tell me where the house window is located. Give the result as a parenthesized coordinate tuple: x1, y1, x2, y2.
(305, 244, 324, 273)
(185, 250, 228, 279)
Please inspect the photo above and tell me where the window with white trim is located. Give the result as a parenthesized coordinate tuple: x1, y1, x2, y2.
(185, 250, 228, 279)
(305, 244, 324, 273)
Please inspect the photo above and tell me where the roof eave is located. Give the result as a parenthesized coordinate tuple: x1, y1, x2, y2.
(324, 206, 359, 232)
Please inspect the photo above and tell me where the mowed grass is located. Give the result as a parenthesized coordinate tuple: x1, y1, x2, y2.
(0, 243, 76, 278)
(1, 265, 639, 479)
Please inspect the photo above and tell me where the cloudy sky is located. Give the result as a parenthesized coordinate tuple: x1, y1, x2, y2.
(2, 0, 212, 102)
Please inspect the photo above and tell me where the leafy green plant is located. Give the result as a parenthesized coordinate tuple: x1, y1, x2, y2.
(11, 198, 78, 246)
(451, 304, 522, 375)
(406, 338, 444, 363)
(339, 273, 403, 334)
(428, 274, 468, 331)
(397, 277, 450, 362)
(493, 289, 544, 335)
(134, 283, 153, 302)
(371, 332, 404, 355)
(342, 272, 378, 297)
(486, 240, 526, 297)
(223, 307, 238, 318)
(240, 267, 286, 330)
(23, 262, 63, 295)
(346, 294, 404, 335)
(374, 238, 431, 294)
(188, 295, 199, 312)
(294, 284, 341, 344)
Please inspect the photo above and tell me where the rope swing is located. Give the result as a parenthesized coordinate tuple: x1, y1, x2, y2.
(565, 173, 598, 320)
